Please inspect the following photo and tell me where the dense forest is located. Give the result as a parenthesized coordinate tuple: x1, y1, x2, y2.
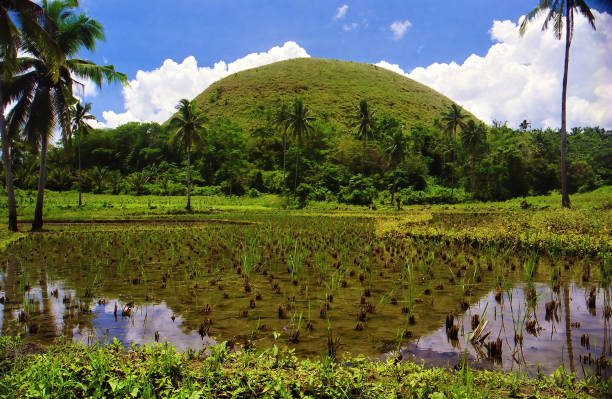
(4, 99, 610, 206)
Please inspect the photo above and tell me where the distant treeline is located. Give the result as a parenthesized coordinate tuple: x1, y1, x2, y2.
(4, 113, 611, 205)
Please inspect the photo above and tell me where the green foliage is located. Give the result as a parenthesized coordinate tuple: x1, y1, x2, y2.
(0, 337, 609, 398)
(400, 184, 472, 205)
(5, 59, 611, 205)
(295, 183, 312, 208)
(338, 175, 377, 205)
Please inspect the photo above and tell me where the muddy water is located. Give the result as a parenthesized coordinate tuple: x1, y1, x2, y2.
(0, 221, 609, 378)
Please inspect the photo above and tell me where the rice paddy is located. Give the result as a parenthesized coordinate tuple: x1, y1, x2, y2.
(1, 208, 610, 380)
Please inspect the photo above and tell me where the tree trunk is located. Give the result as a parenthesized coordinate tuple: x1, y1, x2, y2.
(282, 133, 287, 191)
(77, 132, 82, 207)
(451, 127, 456, 198)
(560, 6, 571, 208)
(186, 146, 191, 210)
(294, 144, 300, 193)
(32, 135, 48, 231)
(363, 138, 367, 175)
(0, 82, 18, 231)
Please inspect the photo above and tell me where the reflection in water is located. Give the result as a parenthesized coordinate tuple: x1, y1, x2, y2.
(0, 225, 609, 379)
(73, 301, 216, 350)
(392, 283, 610, 377)
(2, 274, 608, 377)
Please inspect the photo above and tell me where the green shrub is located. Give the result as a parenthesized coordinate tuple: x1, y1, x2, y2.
(191, 186, 223, 196)
(338, 175, 377, 205)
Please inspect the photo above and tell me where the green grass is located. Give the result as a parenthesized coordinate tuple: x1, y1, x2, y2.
(1, 188, 610, 256)
(189, 58, 472, 132)
(0, 336, 609, 398)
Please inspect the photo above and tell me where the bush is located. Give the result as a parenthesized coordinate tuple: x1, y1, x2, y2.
(191, 186, 223, 196)
(338, 175, 377, 205)
(400, 184, 472, 205)
(295, 183, 313, 208)
(309, 185, 332, 202)
(262, 170, 286, 194)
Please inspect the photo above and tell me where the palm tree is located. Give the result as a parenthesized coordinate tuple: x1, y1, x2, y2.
(273, 103, 290, 190)
(384, 129, 409, 169)
(86, 165, 108, 193)
(69, 101, 95, 206)
(441, 104, 469, 193)
(460, 120, 487, 192)
(169, 98, 206, 210)
(1, 0, 59, 231)
(127, 171, 150, 196)
(520, 0, 609, 208)
(519, 119, 531, 131)
(441, 104, 468, 141)
(354, 99, 376, 173)
(5, 0, 126, 230)
(286, 98, 314, 193)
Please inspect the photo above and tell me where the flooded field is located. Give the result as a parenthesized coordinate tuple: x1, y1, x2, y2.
(0, 217, 609, 378)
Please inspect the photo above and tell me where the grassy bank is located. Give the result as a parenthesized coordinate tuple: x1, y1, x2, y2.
(0, 336, 609, 398)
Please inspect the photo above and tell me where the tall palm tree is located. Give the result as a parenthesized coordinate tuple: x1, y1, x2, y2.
(286, 98, 314, 193)
(1, 0, 60, 231)
(354, 99, 376, 173)
(5, 0, 126, 231)
(169, 98, 206, 210)
(69, 101, 95, 206)
(384, 129, 409, 169)
(273, 103, 290, 190)
(441, 104, 468, 194)
(441, 104, 468, 141)
(520, 0, 609, 208)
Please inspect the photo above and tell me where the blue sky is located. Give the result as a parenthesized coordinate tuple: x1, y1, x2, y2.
(74, 0, 612, 129)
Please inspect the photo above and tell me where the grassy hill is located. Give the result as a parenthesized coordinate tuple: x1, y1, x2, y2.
(189, 58, 469, 132)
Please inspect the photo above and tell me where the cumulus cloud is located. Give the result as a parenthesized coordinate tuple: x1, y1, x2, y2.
(101, 41, 310, 128)
(378, 10, 612, 129)
(375, 60, 407, 76)
(334, 5, 348, 20)
(390, 20, 412, 40)
(73, 78, 99, 100)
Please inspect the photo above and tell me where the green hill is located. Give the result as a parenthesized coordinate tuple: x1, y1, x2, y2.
(189, 58, 469, 131)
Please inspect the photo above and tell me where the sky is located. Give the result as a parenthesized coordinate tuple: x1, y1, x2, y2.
(72, 0, 612, 130)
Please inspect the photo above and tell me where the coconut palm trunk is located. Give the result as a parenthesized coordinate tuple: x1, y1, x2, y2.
(362, 139, 367, 175)
(560, 5, 571, 208)
(282, 134, 287, 190)
(32, 135, 48, 231)
(294, 145, 299, 193)
(451, 127, 457, 197)
(77, 131, 82, 206)
(0, 83, 18, 231)
(186, 145, 191, 210)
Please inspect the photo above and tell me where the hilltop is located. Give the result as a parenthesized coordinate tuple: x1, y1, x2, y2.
(189, 58, 468, 131)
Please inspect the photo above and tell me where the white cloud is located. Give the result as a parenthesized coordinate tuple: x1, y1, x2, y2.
(390, 20, 412, 40)
(334, 5, 348, 20)
(73, 78, 98, 99)
(378, 10, 612, 129)
(343, 22, 359, 31)
(101, 41, 310, 128)
(375, 60, 407, 76)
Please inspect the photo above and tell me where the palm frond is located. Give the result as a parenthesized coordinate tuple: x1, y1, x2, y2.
(67, 59, 128, 87)
(22, 84, 54, 149)
(575, 0, 596, 30)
